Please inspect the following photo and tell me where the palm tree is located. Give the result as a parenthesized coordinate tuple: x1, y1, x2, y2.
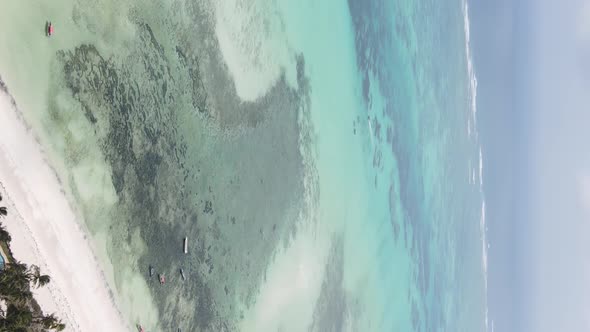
(34, 313, 65, 331)
(0, 228, 66, 331)
(0, 225, 10, 242)
(4, 304, 33, 330)
(0, 264, 32, 307)
(27, 265, 50, 288)
(36, 274, 50, 288)
(0, 194, 6, 218)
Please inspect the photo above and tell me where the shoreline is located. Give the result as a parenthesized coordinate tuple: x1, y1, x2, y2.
(0, 84, 129, 331)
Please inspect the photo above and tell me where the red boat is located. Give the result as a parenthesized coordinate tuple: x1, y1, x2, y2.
(47, 22, 54, 36)
(137, 324, 145, 332)
(159, 274, 166, 285)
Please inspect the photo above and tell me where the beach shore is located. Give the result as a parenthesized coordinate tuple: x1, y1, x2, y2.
(0, 85, 129, 331)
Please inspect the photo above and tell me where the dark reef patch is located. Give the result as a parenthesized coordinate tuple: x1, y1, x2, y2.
(56, 9, 312, 330)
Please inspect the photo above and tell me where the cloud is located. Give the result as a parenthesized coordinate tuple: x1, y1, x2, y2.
(576, 0, 590, 78)
(577, 173, 590, 213)
(578, 1, 590, 42)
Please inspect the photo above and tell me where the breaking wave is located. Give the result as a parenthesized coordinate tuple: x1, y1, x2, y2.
(463, 1, 489, 331)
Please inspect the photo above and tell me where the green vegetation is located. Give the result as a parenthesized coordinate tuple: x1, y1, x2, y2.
(0, 193, 65, 331)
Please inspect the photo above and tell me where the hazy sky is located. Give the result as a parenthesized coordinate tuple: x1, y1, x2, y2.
(526, 0, 590, 330)
(472, 0, 590, 331)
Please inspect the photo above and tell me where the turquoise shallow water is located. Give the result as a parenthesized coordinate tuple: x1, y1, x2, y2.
(0, 0, 487, 330)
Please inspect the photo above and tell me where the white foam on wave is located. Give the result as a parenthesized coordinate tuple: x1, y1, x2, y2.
(462, 1, 490, 330)
(480, 201, 488, 276)
(479, 146, 484, 187)
(480, 199, 489, 329)
(463, 0, 479, 141)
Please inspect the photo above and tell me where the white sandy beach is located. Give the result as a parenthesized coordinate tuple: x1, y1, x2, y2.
(0, 87, 129, 331)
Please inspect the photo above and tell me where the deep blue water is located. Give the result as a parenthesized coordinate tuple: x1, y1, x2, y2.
(348, 0, 488, 330)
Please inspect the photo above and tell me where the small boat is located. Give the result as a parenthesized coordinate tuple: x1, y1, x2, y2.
(180, 268, 186, 281)
(159, 274, 166, 285)
(137, 324, 144, 332)
(183, 237, 188, 254)
(149, 265, 154, 277)
(47, 22, 54, 37)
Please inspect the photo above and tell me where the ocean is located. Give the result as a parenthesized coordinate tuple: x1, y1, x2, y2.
(0, 0, 488, 331)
